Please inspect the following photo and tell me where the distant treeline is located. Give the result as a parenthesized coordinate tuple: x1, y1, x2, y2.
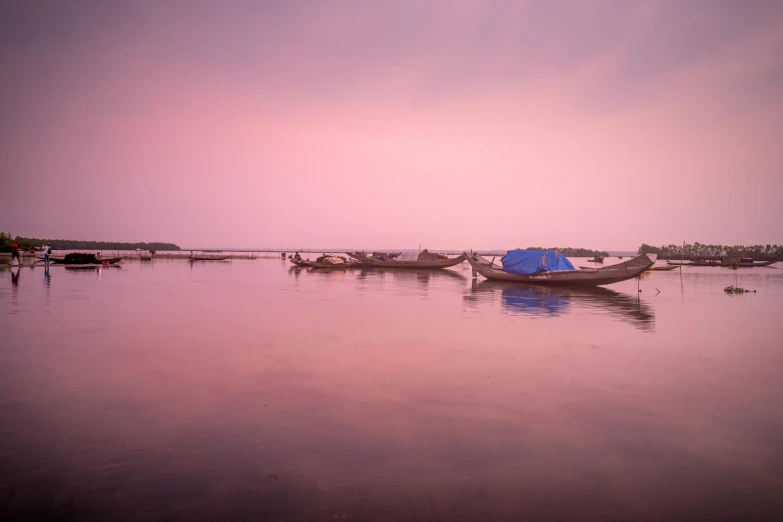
(0, 233, 180, 252)
(522, 247, 609, 257)
(639, 242, 782, 260)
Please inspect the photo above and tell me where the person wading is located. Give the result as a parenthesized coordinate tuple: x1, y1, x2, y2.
(11, 239, 22, 266)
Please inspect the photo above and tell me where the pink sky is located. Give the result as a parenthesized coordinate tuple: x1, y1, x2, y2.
(1, 1, 782, 250)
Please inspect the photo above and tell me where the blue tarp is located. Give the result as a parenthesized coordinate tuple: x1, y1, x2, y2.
(501, 250, 575, 275)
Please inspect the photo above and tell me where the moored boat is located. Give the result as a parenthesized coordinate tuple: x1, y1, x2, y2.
(51, 253, 122, 265)
(466, 251, 654, 286)
(290, 254, 358, 269)
(189, 255, 230, 261)
(666, 258, 776, 267)
(346, 251, 402, 262)
(356, 250, 466, 269)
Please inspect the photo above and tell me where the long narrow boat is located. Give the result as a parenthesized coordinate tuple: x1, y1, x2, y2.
(51, 255, 123, 265)
(358, 253, 466, 269)
(346, 251, 402, 262)
(581, 264, 678, 272)
(667, 259, 776, 267)
(189, 256, 230, 261)
(466, 252, 654, 286)
(735, 260, 777, 267)
(290, 258, 358, 269)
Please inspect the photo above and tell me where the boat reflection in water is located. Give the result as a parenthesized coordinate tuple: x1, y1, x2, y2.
(466, 279, 655, 332)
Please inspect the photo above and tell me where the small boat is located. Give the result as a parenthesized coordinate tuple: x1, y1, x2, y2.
(666, 258, 776, 268)
(735, 259, 776, 267)
(189, 255, 230, 261)
(467, 252, 654, 286)
(290, 254, 358, 269)
(346, 251, 402, 262)
(647, 265, 680, 271)
(301, 261, 359, 269)
(587, 255, 604, 263)
(51, 253, 122, 265)
(64, 265, 100, 270)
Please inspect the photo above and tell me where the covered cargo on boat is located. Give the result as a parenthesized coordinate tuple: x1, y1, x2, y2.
(501, 250, 574, 276)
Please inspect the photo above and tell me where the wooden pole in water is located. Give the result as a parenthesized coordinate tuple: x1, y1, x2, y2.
(681, 240, 685, 272)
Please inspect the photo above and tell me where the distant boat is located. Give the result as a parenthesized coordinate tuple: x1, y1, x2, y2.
(666, 258, 776, 268)
(189, 255, 230, 261)
(467, 253, 654, 286)
(647, 265, 679, 271)
(587, 255, 604, 263)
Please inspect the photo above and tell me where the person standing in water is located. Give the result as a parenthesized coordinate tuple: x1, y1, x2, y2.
(10, 239, 22, 266)
(43, 243, 51, 265)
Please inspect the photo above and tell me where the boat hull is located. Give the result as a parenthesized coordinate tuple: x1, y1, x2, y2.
(667, 259, 777, 267)
(466, 253, 654, 286)
(359, 254, 466, 269)
(51, 257, 122, 265)
(290, 259, 358, 269)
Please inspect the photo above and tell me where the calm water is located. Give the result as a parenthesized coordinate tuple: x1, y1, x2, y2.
(1, 258, 782, 521)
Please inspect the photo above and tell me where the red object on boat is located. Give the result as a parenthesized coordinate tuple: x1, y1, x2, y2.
(740, 257, 753, 263)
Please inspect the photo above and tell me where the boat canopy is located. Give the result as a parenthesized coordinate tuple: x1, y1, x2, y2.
(501, 250, 574, 276)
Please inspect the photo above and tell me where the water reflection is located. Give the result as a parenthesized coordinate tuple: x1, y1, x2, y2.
(466, 279, 655, 331)
(387, 268, 466, 286)
(4, 259, 783, 521)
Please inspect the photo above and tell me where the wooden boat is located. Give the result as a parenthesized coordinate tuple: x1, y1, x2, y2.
(51, 254, 122, 265)
(290, 254, 358, 269)
(189, 255, 230, 261)
(667, 259, 776, 268)
(466, 252, 654, 286)
(590, 264, 676, 272)
(346, 251, 402, 262)
(358, 253, 466, 269)
(290, 259, 358, 269)
(735, 260, 776, 267)
(587, 256, 604, 263)
(64, 265, 100, 270)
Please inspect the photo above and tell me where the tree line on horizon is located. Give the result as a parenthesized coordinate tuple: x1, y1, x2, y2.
(523, 247, 609, 257)
(638, 242, 782, 260)
(0, 233, 180, 252)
